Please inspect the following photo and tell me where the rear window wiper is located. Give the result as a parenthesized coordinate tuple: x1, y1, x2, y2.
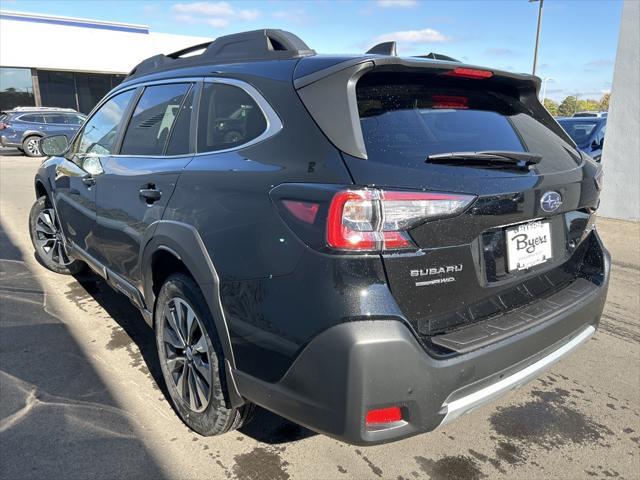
(426, 151, 542, 168)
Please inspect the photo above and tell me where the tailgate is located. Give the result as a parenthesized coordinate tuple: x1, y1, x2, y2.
(297, 60, 601, 339)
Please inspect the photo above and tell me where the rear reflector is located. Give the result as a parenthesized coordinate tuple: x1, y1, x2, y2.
(366, 407, 402, 425)
(327, 189, 475, 252)
(282, 199, 320, 224)
(443, 67, 493, 80)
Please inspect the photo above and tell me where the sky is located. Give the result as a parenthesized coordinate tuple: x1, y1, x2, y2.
(2, 0, 624, 102)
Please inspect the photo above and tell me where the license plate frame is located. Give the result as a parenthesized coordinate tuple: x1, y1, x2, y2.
(505, 220, 553, 272)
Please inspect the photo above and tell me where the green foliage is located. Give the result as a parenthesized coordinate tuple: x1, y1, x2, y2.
(543, 98, 559, 116)
(555, 95, 607, 117)
(558, 96, 578, 117)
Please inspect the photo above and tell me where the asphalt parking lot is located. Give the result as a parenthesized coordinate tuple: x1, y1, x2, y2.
(1, 151, 638, 480)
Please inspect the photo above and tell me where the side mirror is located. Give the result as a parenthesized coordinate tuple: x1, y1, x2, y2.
(40, 135, 69, 157)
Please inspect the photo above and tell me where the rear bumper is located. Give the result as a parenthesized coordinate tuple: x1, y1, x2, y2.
(234, 233, 610, 445)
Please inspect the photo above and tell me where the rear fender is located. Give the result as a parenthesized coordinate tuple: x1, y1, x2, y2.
(141, 220, 244, 407)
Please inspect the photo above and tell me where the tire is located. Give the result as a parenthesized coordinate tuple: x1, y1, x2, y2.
(29, 196, 85, 275)
(155, 272, 254, 435)
(22, 135, 42, 157)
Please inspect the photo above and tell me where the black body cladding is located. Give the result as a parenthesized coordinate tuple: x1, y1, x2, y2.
(33, 29, 609, 445)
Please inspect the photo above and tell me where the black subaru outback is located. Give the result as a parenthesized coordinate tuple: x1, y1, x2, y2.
(30, 30, 609, 445)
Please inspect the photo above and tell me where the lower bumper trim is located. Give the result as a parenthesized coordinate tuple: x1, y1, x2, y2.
(439, 324, 595, 426)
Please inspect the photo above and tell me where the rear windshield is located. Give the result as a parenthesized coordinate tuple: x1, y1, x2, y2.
(356, 73, 578, 171)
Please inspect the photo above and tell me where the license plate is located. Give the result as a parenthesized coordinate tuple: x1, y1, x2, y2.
(506, 220, 552, 272)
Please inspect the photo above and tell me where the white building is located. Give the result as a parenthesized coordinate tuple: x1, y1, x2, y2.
(599, 0, 640, 221)
(0, 10, 210, 113)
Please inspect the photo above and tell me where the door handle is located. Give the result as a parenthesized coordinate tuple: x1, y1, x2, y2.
(82, 176, 95, 187)
(139, 187, 162, 204)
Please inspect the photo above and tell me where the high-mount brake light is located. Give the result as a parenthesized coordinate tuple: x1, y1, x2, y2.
(431, 95, 469, 109)
(443, 67, 493, 80)
(326, 189, 475, 252)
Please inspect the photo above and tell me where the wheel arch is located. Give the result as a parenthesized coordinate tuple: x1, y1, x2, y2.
(141, 221, 236, 367)
(141, 220, 245, 407)
(34, 178, 48, 200)
(22, 131, 45, 142)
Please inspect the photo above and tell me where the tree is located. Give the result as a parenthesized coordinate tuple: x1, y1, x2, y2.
(599, 92, 610, 111)
(543, 98, 559, 116)
(558, 96, 578, 117)
(576, 99, 601, 112)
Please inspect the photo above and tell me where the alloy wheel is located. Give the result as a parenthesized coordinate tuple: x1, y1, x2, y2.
(34, 208, 72, 266)
(26, 138, 41, 156)
(161, 297, 212, 413)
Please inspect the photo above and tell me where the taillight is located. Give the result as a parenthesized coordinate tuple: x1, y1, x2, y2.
(326, 189, 474, 252)
(0, 122, 7, 130)
(443, 67, 493, 80)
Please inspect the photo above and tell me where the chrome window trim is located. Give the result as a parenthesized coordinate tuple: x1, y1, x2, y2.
(14, 113, 43, 123)
(70, 77, 203, 152)
(96, 76, 282, 158)
(194, 77, 283, 156)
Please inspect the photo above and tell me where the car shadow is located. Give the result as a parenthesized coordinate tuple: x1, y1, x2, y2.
(69, 270, 169, 398)
(0, 221, 167, 479)
(0, 147, 27, 157)
(68, 270, 317, 445)
(239, 407, 317, 444)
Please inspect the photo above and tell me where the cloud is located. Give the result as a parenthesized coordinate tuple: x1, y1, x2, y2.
(171, 1, 259, 28)
(377, 0, 418, 7)
(376, 28, 451, 44)
(584, 58, 613, 71)
(272, 9, 309, 25)
(485, 47, 517, 56)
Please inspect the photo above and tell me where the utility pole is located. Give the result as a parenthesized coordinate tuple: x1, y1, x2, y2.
(530, 0, 544, 76)
(541, 77, 553, 102)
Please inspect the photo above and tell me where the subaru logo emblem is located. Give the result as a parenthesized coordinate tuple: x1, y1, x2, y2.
(541, 191, 562, 213)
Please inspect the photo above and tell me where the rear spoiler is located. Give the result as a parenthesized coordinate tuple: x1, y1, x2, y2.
(294, 57, 574, 159)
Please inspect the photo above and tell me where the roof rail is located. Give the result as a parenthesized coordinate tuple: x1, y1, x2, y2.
(414, 52, 461, 62)
(127, 29, 316, 79)
(7, 106, 78, 112)
(366, 41, 397, 56)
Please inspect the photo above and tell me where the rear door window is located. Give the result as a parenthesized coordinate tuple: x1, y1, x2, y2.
(356, 74, 578, 171)
(197, 82, 267, 153)
(120, 83, 191, 156)
(165, 86, 195, 156)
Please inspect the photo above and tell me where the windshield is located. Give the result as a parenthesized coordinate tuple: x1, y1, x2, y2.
(557, 120, 599, 145)
(356, 73, 578, 172)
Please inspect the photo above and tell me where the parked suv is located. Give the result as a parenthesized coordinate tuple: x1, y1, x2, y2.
(30, 30, 609, 445)
(0, 107, 86, 157)
(558, 117, 607, 161)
